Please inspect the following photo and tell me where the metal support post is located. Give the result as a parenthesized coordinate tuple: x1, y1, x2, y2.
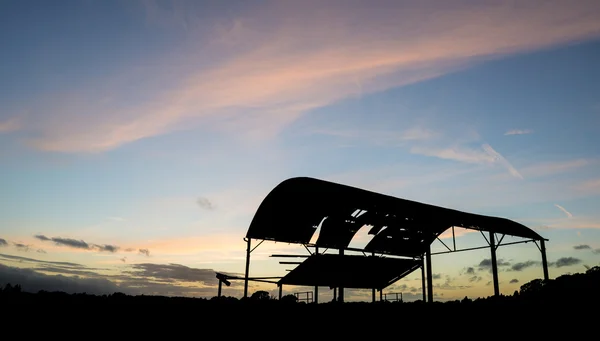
(541, 240, 549, 281)
(426, 246, 433, 303)
(338, 248, 344, 302)
(244, 238, 251, 298)
(490, 232, 499, 296)
(421, 257, 426, 302)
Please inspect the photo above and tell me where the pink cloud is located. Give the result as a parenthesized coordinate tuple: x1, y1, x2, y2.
(17, 0, 600, 152)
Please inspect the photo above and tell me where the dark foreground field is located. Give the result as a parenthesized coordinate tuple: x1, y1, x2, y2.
(2, 267, 598, 331)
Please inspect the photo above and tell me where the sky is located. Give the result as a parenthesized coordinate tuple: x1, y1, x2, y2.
(1, 0, 600, 302)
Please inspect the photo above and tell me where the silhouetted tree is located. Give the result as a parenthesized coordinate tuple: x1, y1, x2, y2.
(587, 266, 600, 275)
(250, 290, 271, 301)
(280, 294, 298, 303)
(520, 278, 545, 295)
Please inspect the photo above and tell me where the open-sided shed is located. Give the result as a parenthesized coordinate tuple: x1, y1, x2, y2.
(217, 177, 549, 302)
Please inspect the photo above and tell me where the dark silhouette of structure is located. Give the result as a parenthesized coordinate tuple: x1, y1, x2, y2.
(216, 177, 549, 302)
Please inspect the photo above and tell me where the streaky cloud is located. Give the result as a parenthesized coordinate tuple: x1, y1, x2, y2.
(511, 260, 540, 271)
(17, 0, 600, 153)
(35, 234, 143, 254)
(554, 204, 573, 218)
(481, 144, 523, 179)
(551, 257, 582, 268)
(519, 158, 593, 178)
(504, 129, 533, 135)
(13, 243, 30, 252)
(0, 253, 85, 268)
(93, 244, 120, 253)
(49, 237, 89, 250)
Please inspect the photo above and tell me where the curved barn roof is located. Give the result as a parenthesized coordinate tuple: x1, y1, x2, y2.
(246, 177, 544, 257)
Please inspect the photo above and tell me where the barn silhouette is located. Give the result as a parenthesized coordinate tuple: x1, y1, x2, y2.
(216, 177, 549, 302)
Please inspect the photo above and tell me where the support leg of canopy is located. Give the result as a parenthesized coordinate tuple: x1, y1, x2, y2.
(244, 238, 251, 298)
(426, 247, 433, 303)
(541, 240, 549, 281)
(490, 232, 500, 296)
(421, 257, 426, 302)
(338, 248, 344, 302)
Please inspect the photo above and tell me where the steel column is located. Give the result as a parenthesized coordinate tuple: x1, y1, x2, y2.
(489, 232, 500, 296)
(314, 246, 319, 304)
(278, 284, 282, 299)
(541, 240, 549, 281)
(338, 248, 344, 302)
(244, 238, 251, 298)
(218, 280, 222, 297)
(421, 257, 426, 302)
(372, 252, 376, 303)
(426, 247, 433, 303)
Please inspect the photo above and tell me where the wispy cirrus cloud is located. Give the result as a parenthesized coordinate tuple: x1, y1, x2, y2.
(409, 143, 522, 179)
(554, 204, 573, 218)
(481, 144, 523, 179)
(518, 158, 594, 178)
(534, 216, 600, 230)
(504, 129, 533, 136)
(312, 126, 439, 148)
(409, 145, 494, 164)
(14, 0, 600, 153)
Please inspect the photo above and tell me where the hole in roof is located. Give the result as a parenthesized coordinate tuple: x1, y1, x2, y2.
(356, 210, 367, 218)
(309, 216, 328, 244)
(348, 224, 374, 249)
(351, 209, 361, 217)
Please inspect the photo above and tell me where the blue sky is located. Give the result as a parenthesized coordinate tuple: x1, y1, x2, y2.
(1, 0, 600, 301)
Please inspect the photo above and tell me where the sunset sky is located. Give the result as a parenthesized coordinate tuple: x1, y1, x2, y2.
(1, 0, 599, 302)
